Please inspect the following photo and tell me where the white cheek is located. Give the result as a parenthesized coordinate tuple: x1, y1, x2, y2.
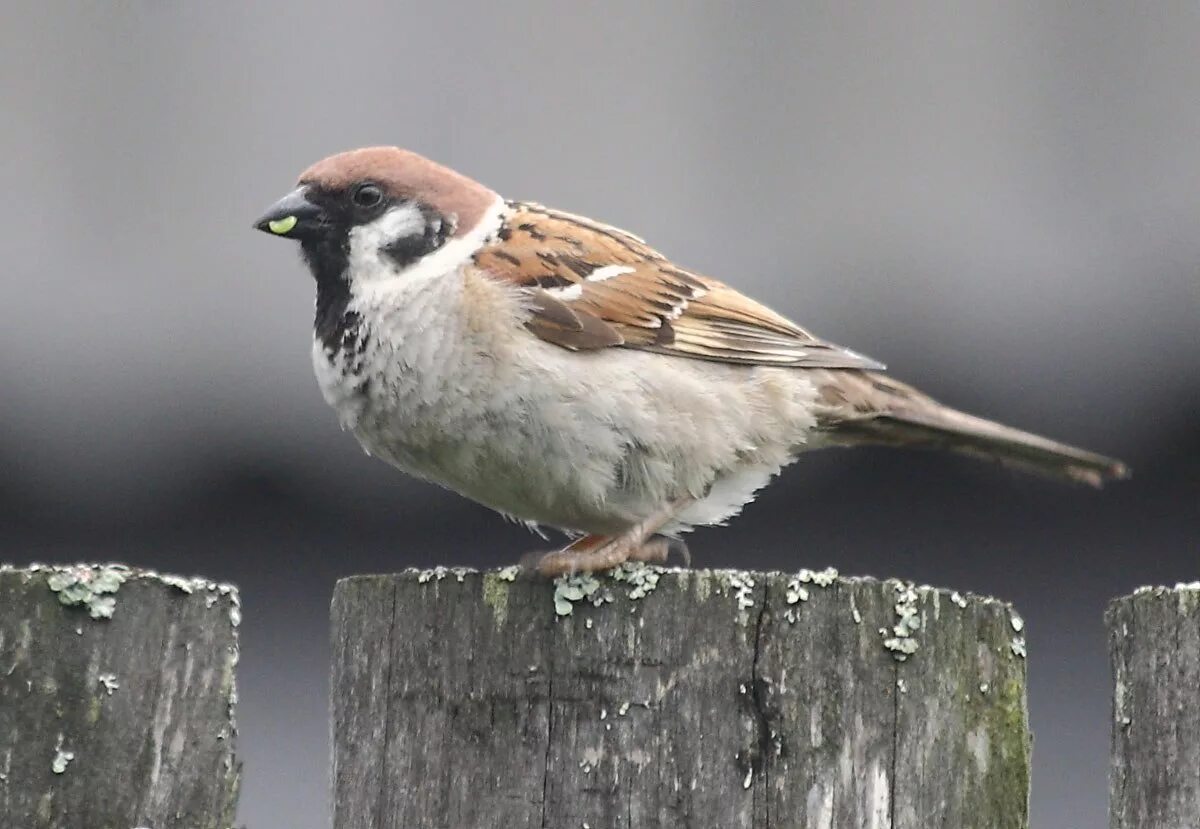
(348, 196, 507, 304)
(347, 203, 427, 278)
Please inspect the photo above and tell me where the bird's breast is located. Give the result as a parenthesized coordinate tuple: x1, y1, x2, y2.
(308, 265, 825, 534)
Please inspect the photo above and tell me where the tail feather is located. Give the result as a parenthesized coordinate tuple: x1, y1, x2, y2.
(814, 371, 1130, 487)
(847, 407, 1129, 487)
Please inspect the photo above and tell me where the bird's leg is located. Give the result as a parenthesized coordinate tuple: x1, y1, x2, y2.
(534, 500, 691, 577)
(518, 534, 610, 572)
(534, 535, 636, 578)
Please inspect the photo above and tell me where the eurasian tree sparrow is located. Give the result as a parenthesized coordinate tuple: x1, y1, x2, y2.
(254, 147, 1128, 576)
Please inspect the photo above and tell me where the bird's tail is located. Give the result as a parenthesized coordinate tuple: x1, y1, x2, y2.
(813, 371, 1130, 487)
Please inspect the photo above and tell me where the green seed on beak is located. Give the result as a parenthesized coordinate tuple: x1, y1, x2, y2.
(268, 215, 298, 235)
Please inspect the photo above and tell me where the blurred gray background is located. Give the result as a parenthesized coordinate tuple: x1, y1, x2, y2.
(2, 1, 1197, 826)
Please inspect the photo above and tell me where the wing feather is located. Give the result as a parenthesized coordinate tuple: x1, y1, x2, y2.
(472, 202, 885, 371)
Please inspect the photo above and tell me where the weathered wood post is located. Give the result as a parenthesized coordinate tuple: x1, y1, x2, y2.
(1108, 583, 1200, 829)
(332, 566, 1031, 828)
(0, 563, 241, 829)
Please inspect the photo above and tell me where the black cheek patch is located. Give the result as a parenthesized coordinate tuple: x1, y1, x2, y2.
(382, 209, 451, 270)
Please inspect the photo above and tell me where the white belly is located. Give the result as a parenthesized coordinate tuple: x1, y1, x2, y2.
(311, 268, 820, 535)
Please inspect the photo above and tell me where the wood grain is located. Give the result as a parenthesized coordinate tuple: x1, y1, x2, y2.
(0, 564, 240, 829)
(332, 566, 1030, 828)
(1108, 585, 1200, 829)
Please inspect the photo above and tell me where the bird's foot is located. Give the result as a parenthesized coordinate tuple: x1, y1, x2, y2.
(524, 500, 694, 578)
(529, 534, 626, 578)
(519, 534, 603, 574)
(527, 534, 690, 578)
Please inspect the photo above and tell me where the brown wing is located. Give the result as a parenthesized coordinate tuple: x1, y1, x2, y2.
(472, 202, 884, 370)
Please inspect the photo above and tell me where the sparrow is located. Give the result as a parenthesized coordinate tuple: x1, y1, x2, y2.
(254, 146, 1129, 576)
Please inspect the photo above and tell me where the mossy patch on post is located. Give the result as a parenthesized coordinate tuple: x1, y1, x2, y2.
(481, 568, 518, 627)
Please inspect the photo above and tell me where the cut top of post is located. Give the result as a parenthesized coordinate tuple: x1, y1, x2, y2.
(332, 565, 1031, 829)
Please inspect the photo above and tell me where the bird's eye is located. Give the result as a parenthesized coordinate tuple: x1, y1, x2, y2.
(351, 183, 384, 209)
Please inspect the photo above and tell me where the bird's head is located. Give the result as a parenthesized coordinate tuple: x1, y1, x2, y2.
(254, 146, 498, 285)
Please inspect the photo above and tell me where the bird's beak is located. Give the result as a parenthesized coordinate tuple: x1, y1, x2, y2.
(253, 186, 327, 240)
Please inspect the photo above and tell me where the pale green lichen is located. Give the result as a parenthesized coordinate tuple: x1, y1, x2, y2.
(225, 642, 240, 734)
(1134, 582, 1200, 597)
(883, 581, 921, 661)
(1009, 612, 1024, 633)
(798, 566, 839, 587)
(784, 574, 808, 624)
(785, 578, 810, 606)
(417, 565, 472, 584)
(721, 572, 757, 625)
(43, 564, 237, 622)
(611, 562, 661, 600)
(97, 673, 119, 695)
(1010, 637, 1026, 658)
(50, 735, 73, 774)
(45, 565, 129, 619)
(553, 573, 602, 616)
(784, 568, 839, 622)
(158, 573, 200, 593)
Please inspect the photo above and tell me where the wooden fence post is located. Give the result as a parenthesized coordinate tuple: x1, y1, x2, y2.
(332, 566, 1030, 828)
(0, 563, 241, 829)
(1108, 584, 1200, 828)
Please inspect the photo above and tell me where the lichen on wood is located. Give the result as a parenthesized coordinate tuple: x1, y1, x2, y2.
(0, 563, 240, 828)
(332, 566, 1030, 828)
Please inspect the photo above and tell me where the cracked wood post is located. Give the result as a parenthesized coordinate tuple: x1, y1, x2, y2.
(0, 563, 240, 829)
(332, 566, 1031, 828)
(1108, 584, 1200, 828)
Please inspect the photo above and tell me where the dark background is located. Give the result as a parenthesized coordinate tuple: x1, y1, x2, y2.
(2, 2, 1197, 827)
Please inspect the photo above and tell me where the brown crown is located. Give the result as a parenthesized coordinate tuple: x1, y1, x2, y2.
(298, 147, 497, 237)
